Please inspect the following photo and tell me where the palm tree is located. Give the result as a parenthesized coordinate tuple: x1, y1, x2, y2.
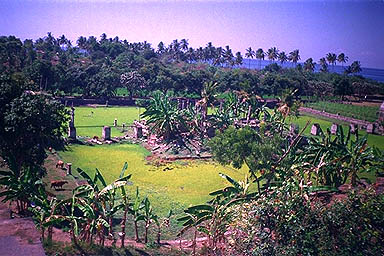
(205, 42, 215, 63)
(350, 61, 362, 73)
(319, 57, 328, 73)
(303, 58, 315, 72)
(326, 53, 337, 71)
(235, 52, 243, 67)
(245, 47, 255, 69)
(255, 48, 265, 69)
(337, 53, 348, 68)
(214, 47, 224, 66)
(186, 47, 195, 63)
(266, 47, 278, 63)
(288, 49, 300, 67)
(224, 45, 234, 67)
(157, 41, 165, 54)
(278, 51, 288, 66)
(180, 39, 189, 52)
(77, 36, 87, 50)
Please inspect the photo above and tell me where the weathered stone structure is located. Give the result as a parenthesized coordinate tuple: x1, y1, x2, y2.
(330, 123, 338, 135)
(68, 106, 76, 139)
(102, 126, 111, 140)
(379, 101, 384, 123)
(311, 123, 321, 136)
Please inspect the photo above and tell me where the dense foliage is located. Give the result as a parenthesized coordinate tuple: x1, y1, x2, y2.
(0, 74, 68, 176)
(228, 185, 384, 256)
(1, 34, 383, 99)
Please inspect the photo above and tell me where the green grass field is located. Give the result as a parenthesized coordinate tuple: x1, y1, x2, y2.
(59, 143, 249, 216)
(73, 107, 144, 137)
(305, 101, 379, 122)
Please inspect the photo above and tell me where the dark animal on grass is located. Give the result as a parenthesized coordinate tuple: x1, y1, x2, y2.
(56, 160, 64, 168)
(50, 180, 68, 190)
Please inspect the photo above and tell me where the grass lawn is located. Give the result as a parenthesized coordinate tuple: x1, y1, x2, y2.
(73, 106, 144, 137)
(59, 143, 249, 216)
(304, 101, 379, 122)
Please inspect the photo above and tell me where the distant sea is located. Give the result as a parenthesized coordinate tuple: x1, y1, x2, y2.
(241, 59, 384, 83)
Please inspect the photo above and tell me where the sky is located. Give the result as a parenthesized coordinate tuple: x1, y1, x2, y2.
(1, 0, 384, 69)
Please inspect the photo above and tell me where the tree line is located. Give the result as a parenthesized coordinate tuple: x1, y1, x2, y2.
(0, 33, 382, 100)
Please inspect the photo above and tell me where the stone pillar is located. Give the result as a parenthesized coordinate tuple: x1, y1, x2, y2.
(349, 123, 357, 134)
(311, 123, 321, 136)
(134, 126, 143, 139)
(366, 123, 374, 134)
(377, 101, 384, 123)
(68, 126, 77, 139)
(68, 106, 76, 139)
(330, 123, 338, 135)
(67, 163, 72, 175)
(114, 118, 118, 127)
(102, 126, 111, 140)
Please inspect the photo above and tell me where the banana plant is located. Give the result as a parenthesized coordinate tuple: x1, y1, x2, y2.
(118, 162, 133, 248)
(137, 197, 157, 243)
(129, 187, 144, 242)
(154, 210, 173, 244)
(178, 204, 214, 256)
(178, 173, 257, 255)
(29, 187, 66, 242)
(73, 167, 131, 245)
(0, 166, 44, 213)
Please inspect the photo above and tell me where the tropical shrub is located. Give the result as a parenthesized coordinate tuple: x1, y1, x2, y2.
(228, 185, 384, 256)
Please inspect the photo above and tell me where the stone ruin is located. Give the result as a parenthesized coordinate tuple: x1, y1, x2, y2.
(330, 123, 338, 135)
(68, 106, 77, 139)
(311, 123, 321, 136)
(379, 101, 384, 123)
(102, 126, 111, 140)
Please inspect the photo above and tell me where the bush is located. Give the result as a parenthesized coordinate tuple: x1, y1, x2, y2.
(228, 186, 384, 256)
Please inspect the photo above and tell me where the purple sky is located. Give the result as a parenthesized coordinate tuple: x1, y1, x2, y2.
(1, 0, 384, 69)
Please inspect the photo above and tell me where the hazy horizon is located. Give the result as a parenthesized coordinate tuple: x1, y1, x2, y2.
(1, 0, 383, 69)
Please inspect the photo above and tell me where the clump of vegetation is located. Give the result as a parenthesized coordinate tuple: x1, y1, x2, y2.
(228, 185, 384, 256)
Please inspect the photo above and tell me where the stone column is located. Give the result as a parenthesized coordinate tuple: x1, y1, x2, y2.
(311, 123, 321, 136)
(349, 123, 357, 134)
(102, 126, 111, 140)
(330, 123, 338, 135)
(67, 163, 72, 175)
(134, 126, 143, 139)
(366, 123, 374, 134)
(68, 107, 76, 139)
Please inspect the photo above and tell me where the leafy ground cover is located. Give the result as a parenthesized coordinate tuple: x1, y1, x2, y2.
(304, 101, 379, 122)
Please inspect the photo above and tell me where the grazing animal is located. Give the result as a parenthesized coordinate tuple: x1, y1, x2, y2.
(50, 180, 68, 190)
(56, 160, 64, 169)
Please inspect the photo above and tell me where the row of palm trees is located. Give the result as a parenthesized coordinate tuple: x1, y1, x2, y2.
(72, 33, 362, 73)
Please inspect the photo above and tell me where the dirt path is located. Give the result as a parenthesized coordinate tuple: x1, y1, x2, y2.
(0, 199, 46, 256)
